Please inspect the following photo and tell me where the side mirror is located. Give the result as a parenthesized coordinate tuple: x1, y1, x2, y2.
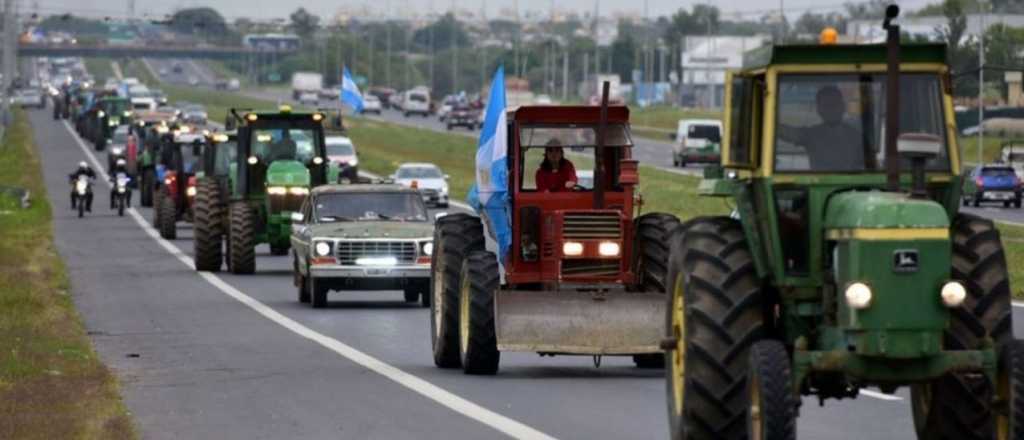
(434, 212, 448, 220)
(290, 212, 304, 223)
(444, 174, 450, 180)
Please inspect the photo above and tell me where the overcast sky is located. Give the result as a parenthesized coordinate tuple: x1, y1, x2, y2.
(32, 0, 936, 22)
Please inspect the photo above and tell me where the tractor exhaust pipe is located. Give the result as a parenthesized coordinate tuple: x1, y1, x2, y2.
(883, 5, 901, 192)
(594, 81, 610, 209)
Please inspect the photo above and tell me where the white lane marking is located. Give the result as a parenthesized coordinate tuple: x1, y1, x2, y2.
(859, 389, 903, 401)
(1014, 301, 1024, 308)
(60, 120, 557, 440)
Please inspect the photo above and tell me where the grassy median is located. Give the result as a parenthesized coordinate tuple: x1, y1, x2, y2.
(0, 111, 135, 439)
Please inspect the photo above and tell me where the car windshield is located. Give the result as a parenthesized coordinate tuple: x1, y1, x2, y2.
(326, 140, 354, 156)
(982, 167, 1016, 177)
(775, 73, 949, 172)
(314, 192, 427, 222)
(252, 128, 321, 163)
(687, 124, 720, 141)
(397, 166, 442, 179)
(409, 94, 427, 103)
(520, 124, 633, 148)
(102, 100, 130, 114)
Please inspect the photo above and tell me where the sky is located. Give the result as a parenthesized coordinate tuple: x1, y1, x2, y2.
(30, 0, 937, 22)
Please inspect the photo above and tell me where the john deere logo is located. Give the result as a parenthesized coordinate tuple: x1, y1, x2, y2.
(893, 250, 919, 273)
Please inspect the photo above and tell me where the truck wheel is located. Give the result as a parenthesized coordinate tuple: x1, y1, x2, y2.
(459, 251, 500, 375)
(747, 340, 797, 440)
(140, 169, 154, 207)
(158, 192, 177, 239)
(228, 203, 256, 274)
(193, 179, 224, 272)
(665, 217, 765, 440)
(431, 213, 485, 368)
(911, 213, 1012, 440)
(973, 195, 981, 207)
(1016, 198, 1022, 209)
(632, 213, 680, 369)
(404, 288, 420, 303)
(296, 272, 310, 304)
(996, 339, 1024, 439)
(309, 274, 328, 308)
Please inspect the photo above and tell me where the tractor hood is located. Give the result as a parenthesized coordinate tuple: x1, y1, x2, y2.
(824, 191, 949, 231)
(266, 160, 311, 187)
(307, 221, 433, 239)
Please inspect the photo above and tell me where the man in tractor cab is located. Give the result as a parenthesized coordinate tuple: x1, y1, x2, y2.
(267, 130, 298, 162)
(777, 85, 865, 171)
(534, 139, 578, 192)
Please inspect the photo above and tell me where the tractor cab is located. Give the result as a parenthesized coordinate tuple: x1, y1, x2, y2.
(152, 128, 209, 238)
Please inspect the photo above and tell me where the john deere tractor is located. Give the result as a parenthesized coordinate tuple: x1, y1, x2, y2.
(663, 7, 1024, 440)
(198, 107, 328, 274)
(84, 96, 131, 150)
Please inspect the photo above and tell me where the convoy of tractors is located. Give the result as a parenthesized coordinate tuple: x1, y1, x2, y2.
(50, 7, 1024, 438)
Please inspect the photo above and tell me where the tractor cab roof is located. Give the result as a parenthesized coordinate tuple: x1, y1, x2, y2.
(236, 106, 326, 124)
(512, 105, 629, 125)
(740, 43, 948, 71)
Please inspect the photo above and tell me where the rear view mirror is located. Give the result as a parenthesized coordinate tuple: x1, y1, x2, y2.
(435, 212, 448, 220)
(290, 212, 304, 223)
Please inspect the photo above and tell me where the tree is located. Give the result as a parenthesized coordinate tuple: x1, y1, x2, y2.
(793, 12, 847, 36)
(168, 8, 229, 40)
(38, 14, 109, 36)
(844, 0, 889, 19)
(412, 13, 470, 51)
(289, 7, 320, 41)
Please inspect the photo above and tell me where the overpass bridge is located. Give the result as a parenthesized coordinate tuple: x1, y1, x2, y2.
(17, 43, 296, 60)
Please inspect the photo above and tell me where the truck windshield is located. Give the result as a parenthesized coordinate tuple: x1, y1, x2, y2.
(775, 73, 949, 172)
(314, 192, 427, 222)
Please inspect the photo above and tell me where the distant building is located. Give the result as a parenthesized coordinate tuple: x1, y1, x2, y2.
(680, 35, 769, 108)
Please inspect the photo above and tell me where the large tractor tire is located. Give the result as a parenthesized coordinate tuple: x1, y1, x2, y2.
(193, 179, 224, 272)
(430, 213, 485, 368)
(458, 251, 500, 375)
(140, 169, 154, 207)
(747, 340, 797, 440)
(151, 189, 163, 226)
(664, 216, 766, 440)
(911, 213, 1013, 440)
(158, 192, 177, 239)
(632, 212, 681, 369)
(228, 203, 256, 274)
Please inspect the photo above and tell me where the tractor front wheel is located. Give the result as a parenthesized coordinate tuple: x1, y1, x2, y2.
(158, 192, 177, 239)
(632, 212, 680, 369)
(665, 216, 766, 440)
(140, 169, 154, 207)
(911, 213, 1013, 440)
(228, 203, 256, 274)
(458, 251, 500, 375)
(747, 340, 797, 440)
(430, 213, 485, 368)
(193, 179, 224, 272)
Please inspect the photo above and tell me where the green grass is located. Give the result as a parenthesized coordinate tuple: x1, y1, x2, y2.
(83, 57, 115, 83)
(960, 135, 1017, 166)
(630, 105, 722, 131)
(202, 60, 250, 88)
(998, 222, 1024, 299)
(0, 111, 135, 438)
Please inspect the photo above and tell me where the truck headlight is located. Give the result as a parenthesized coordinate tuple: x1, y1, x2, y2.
(288, 187, 309, 196)
(563, 241, 583, 256)
(845, 282, 873, 310)
(315, 242, 332, 256)
(267, 186, 287, 195)
(941, 281, 967, 307)
(598, 242, 620, 257)
(422, 242, 433, 256)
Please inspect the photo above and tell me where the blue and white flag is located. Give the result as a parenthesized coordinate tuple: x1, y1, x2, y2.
(467, 66, 511, 261)
(340, 67, 364, 113)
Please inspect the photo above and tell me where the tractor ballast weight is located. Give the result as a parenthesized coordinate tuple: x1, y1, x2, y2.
(431, 84, 679, 374)
(662, 6, 1024, 440)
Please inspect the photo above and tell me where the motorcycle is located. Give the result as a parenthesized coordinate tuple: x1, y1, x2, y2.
(112, 173, 131, 217)
(72, 175, 92, 218)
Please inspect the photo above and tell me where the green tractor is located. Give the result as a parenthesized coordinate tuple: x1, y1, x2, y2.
(192, 131, 239, 271)
(663, 7, 1024, 440)
(85, 96, 131, 150)
(196, 107, 329, 274)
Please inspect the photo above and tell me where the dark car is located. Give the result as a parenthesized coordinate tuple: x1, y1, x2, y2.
(446, 104, 480, 130)
(963, 164, 1022, 208)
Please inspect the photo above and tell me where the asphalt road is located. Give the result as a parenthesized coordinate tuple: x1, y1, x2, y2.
(31, 93, 1024, 439)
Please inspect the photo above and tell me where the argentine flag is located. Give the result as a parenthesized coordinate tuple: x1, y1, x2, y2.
(340, 67, 364, 113)
(468, 66, 511, 261)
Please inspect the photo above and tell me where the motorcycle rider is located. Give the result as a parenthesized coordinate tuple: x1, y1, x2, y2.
(68, 161, 96, 212)
(109, 158, 132, 209)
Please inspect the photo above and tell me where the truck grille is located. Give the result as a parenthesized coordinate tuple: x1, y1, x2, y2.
(336, 241, 418, 265)
(269, 194, 305, 214)
(562, 212, 621, 239)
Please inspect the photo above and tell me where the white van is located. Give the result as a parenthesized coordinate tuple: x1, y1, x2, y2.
(672, 119, 723, 167)
(402, 89, 431, 117)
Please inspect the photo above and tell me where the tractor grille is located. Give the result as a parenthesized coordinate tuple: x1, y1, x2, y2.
(269, 193, 305, 214)
(562, 259, 620, 277)
(336, 241, 418, 265)
(562, 212, 621, 239)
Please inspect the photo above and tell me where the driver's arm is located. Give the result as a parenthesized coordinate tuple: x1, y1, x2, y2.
(563, 160, 578, 188)
(776, 124, 805, 145)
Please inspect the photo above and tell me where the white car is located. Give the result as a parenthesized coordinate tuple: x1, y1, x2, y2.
(10, 88, 45, 108)
(392, 163, 449, 207)
(362, 95, 382, 114)
(326, 136, 359, 182)
(299, 92, 319, 106)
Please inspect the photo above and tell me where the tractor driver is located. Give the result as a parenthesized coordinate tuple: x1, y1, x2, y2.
(267, 130, 297, 162)
(535, 139, 578, 192)
(777, 85, 865, 171)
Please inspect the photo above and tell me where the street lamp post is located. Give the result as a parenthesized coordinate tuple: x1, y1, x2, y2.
(978, 2, 987, 166)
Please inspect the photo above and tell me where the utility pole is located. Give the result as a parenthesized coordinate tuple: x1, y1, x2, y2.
(1, 0, 13, 127)
(706, 0, 714, 109)
(429, 0, 435, 91)
(562, 49, 568, 101)
(978, 2, 987, 165)
(452, 0, 459, 95)
(386, 0, 392, 88)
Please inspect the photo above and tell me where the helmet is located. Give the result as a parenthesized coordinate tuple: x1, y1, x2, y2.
(116, 158, 126, 167)
(78, 161, 88, 169)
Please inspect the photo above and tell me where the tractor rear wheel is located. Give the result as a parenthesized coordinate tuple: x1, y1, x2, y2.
(633, 212, 680, 368)
(665, 217, 766, 440)
(996, 339, 1024, 439)
(747, 340, 797, 440)
(459, 251, 500, 375)
(430, 213, 485, 368)
(911, 213, 1013, 440)
(140, 169, 154, 207)
(151, 189, 163, 226)
(193, 179, 224, 272)
(228, 202, 256, 274)
(158, 191, 177, 239)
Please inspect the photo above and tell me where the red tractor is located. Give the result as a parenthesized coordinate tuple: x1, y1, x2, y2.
(431, 93, 679, 374)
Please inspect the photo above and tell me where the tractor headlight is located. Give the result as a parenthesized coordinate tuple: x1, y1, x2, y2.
(123, 110, 132, 117)
(314, 242, 332, 256)
(598, 242, 620, 257)
(288, 187, 309, 196)
(844, 282, 873, 310)
(267, 186, 287, 195)
(97, 110, 105, 118)
(422, 242, 434, 256)
(186, 186, 197, 197)
(247, 156, 258, 165)
(110, 146, 123, 155)
(563, 241, 584, 257)
(312, 156, 324, 165)
(941, 281, 967, 308)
